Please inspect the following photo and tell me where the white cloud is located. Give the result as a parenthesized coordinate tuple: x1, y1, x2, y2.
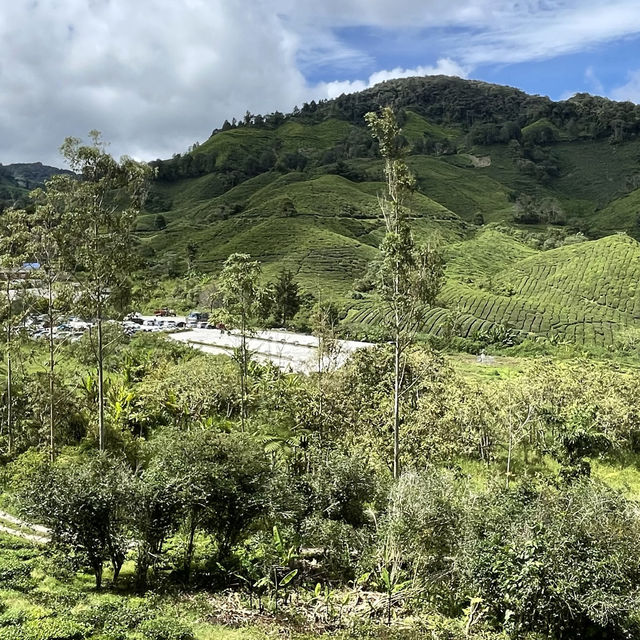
(447, 1, 640, 65)
(2, 1, 640, 164)
(611, 70, 640, 103)
(0, 1, 310, 164)
(585, 66, 604, 95)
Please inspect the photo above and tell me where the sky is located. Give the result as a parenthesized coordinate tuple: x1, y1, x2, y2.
(3, 0, 640, 166)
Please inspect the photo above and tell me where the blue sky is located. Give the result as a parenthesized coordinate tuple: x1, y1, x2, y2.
(2, 0, 640, 164)
(308, 26, 640, 102)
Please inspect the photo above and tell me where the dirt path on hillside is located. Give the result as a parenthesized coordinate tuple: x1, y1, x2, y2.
(0, 509, 50, 544)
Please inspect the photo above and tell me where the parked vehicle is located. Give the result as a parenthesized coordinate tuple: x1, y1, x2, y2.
(187, 311, 210, 327)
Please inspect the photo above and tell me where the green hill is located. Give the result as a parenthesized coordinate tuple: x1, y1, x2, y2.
(0, 162, 73, 211)
(440, 232, 640, 345)
(138, 76, 640, 345)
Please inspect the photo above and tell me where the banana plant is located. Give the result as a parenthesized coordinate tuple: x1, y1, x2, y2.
(253, 525, 298, 613)
(377, 564, 412, 626)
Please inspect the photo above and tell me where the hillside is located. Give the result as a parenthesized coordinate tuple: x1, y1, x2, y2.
(0, 162, 71, 209)
(120, 76, 640, 343)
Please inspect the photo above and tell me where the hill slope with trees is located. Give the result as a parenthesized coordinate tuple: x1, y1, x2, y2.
(137, 76, 640, 346)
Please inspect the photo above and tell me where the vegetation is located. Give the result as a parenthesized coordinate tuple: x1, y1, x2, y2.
(4, 82, 640, 639)
(131, 76, 640, 344)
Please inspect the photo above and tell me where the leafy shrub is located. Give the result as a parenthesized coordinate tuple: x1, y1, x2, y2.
(73, 597, 148, 639)
(311, 453, 377, 527)
(379, 470, 463, 609)
(0, 607, 25, 628)
(0, 627, 23, 640)
(0, 554, 36, 591)
(137, 617, 194, 640)
(22, 618, 88, 640)
(301, 516, 374, 581)
(458, 480, 640, 638)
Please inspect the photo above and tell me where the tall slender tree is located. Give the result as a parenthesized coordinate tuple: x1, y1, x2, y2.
(0, 209, 29, 455)
(365, 107, 443, 478)
(218, 253, 262, 431)
(53, 132, 151, 450)
(28, 186, 68, 460)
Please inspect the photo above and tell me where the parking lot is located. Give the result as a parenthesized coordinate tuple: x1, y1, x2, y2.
(168, 328, 373, 374)
(20, 311, 373, 374)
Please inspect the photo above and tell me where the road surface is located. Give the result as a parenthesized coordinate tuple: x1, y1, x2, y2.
(168, 328, 373, 374)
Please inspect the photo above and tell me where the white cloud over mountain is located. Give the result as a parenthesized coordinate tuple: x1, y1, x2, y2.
(1, 0, 639, 164)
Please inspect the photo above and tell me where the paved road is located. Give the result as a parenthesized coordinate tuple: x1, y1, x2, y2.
(168, 328, 373, 374)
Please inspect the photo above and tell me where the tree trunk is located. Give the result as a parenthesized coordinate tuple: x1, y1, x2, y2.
(93, 561, 103, 590)
(97, 315, 105, 450)
(6, 348, 11, 457)
(184, 516, 197, 581)
(240, 311, 247, 431)
(393, 330, 401, 480)
(48, 278, 55, 461)
(5, 279, 12, 456)
(135, 543, 150, 590)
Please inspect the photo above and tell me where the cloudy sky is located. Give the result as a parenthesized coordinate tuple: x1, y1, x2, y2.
(3, 0, 640, 165)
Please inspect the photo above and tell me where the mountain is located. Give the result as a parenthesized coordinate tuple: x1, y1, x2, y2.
(0, 162, 72, 209)
(136, 76, 640, 345)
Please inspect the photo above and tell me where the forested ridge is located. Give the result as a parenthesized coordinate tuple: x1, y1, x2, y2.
(3, 80, 640, 640)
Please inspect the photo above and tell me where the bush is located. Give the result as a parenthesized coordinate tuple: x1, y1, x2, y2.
(73, 597, 148, 639)
(138, 617, 194, 640)
(379, 470, 463, 608)
(311, 453, 377, 527)
(22, 618, 88, 640)
(0, 553, 36, 591)
(458, 480, 640, 638)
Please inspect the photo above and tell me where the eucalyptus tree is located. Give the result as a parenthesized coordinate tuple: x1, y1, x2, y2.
(53, 132, 152, 450)
(21, 187, 70, 460)
(365, 108, 443, 478)
(218, 253, 262, 430)
(0, 208, 30, 455)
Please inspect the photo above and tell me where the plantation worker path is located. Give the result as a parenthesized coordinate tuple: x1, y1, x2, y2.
(168, 328, 373, 374)
(0, 509, 50, 544)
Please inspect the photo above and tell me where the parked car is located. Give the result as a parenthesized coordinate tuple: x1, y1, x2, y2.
(187, 311, 210, 327)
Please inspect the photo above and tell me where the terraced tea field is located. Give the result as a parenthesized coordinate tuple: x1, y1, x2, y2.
(346, 231, 640, 346)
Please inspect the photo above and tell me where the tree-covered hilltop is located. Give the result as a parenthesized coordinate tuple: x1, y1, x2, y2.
(0, 162, 73, 211)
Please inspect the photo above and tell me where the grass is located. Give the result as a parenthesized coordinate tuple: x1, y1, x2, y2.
(0, 530, 450, 640)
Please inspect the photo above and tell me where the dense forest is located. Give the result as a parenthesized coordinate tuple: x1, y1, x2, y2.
(2, 82, 640, 640)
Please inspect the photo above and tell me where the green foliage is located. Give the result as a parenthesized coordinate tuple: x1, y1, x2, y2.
(138, 617, 194, 640)
(380, 469, 462, 602)
(459, 480, 640, 638)
(310, 452, 377, 528)
(18, 453, 133, 588)
(147, 428, 272, 571)
(134, 78, 640, 348)
(270, 269, 301, 327)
